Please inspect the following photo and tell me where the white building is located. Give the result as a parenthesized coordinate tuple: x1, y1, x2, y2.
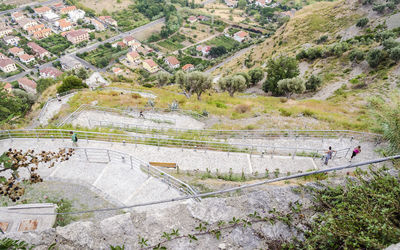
(68, 9, 85, 23)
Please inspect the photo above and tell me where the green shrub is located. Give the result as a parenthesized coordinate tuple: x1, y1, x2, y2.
(57, 75, 87, 93)
(305, 75, 322, 91)
(367, 49, 386, 68)
(356, 17, 369, 27)
(349, 49, 365, 62)
(389, 46, 400, 62)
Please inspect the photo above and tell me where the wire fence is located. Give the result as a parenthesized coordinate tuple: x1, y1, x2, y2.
(1, 129, 350, 159)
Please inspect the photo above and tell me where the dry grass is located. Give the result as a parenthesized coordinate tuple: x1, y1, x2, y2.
(180, 23, 216, 42)
(201, 3, 246, 23)
(79, 0, 134, 14)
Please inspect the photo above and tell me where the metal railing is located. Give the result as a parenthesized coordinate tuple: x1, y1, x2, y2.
(0, 129, 350, 159)
(74, 147, 199, 201)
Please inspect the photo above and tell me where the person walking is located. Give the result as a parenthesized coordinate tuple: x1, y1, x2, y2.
(324, 146, 335, 165)
(139, 110, 145, 119)
(70, 131, 78, 147)
(349, 146, 361, 162)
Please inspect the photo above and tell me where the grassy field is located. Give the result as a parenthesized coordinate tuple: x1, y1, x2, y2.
(206, 35, 239, 51)
(112, 8, 149, 32)
(78, 46, 129, 68)
(79, 0, 134, 14)
(64, 82, 371, 131)
(157, 34, 187, 51)
(36, 35, 72, 56)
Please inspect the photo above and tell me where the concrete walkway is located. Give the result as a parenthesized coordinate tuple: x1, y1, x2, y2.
(38, 93, 76, 127)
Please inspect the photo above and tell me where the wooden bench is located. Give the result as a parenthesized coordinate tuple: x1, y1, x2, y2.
(149, 162, 177, 168)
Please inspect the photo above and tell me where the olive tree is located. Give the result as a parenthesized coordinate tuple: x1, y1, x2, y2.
(218, 75, 247, 97)
(155, 72, 170, 87)
(277, 77, 306, 97)
(176, 71, 212, 100)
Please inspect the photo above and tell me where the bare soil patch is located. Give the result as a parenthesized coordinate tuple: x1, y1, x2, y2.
(80, 0, 134, 14)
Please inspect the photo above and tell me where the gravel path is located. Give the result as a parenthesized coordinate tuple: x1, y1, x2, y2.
(38, 93, 76, 126)
(72, 110, 205, 130)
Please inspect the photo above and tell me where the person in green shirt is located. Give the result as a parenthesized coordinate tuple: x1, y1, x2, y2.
(70, 131, 78, 147)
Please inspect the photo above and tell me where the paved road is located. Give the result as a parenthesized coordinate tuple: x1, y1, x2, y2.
(0, 0, 60, 15)
(206, 44, 256, 74)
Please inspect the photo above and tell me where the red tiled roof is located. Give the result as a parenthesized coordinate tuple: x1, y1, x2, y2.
(40, 67, 62, 77)
(67, 29, 88, 38)
(128, 51, 140, 58)
(144, 59, 157, 68)
(34, 6, 51, 14)
(166, 56, 180, 66)
(9, 47, 23, 55)
(19, 54, 34, 61)
(18, 77, 37, 89)
(3, 82, 12, 90)
(0, 58, 14, 67)
(235, 31, 249, 38)
(182, 64, 194, 71)
(27, 42, 49, 55)
(60, 6, 76, 13)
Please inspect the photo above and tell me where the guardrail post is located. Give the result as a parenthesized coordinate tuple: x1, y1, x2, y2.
(51, 135, 54, 141)
(35, 130, 39, 141)
(84, 148, 88, 161)
(107, 150, 111, 162)
(147, 165, 150, 178)
(271, 147, 275, 159)
(7, 130, 12, 142)
(130, 156, 133, 169)
(292, 149, 296, 159)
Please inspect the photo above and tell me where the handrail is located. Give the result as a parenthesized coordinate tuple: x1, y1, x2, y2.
(72, 147, 199, 201)
(87, 118, 380, 140)
(1, 129, 350, 159)
(3, 155, 400, 216)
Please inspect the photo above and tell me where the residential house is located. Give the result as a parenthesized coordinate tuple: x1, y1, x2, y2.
(27, 24, 45, 35)
(0, 53, 7, 59)
(43, 12, 60, 22)
(187, 16, 197, 23)
(112, 41, 126, 48)
(18, 77, 37, 94)
(19, 54, 35, 64)
(196, 45, 212, 56)
(182, 63, 194, 72)
(165, 56, 180, 69)
(0, 58, 17, 73)
(66, 29, 89, 44)
(255, 0, 272, 7)
(27, 42, 50, 59)
(52, 2, 65, 11)
(34, 6, 52, 16)
(98, 16, 118, 26)
(8, 47, 24, 57)
(55, 19, 72, 31)
(0, 26, 13, 38)
(11, 12, 24, 22)
(126, 51, 140, 64)
(40, 67, 62, 79)
(3, 36, 20, 46)
(131, 42, 141, 50)
(142, 59, 158, 73)
(33, 28, 52, 40)
(112, 67, 123, 75)
(60, 5, 77, 15)
(123, 36, 136, 46)
(197, 16, 209, 21)
(225, 0, 238, 8)
(3, 82, 12, 93)
(86, 72, 109, 89)
(136, 46, 149, 56)
(60, 55, 82, 70)
(233, 30, 249, 43)
(68, 9, 85, 23)
(90, 18, 105, 31)
(17, 18, 38, 30)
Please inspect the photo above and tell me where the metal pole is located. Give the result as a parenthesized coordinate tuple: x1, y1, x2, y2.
(7, 130, 12, 142)
(107, 150, 111, 162)
(292, 149, 296, 159)
(84, 148, 88, 161)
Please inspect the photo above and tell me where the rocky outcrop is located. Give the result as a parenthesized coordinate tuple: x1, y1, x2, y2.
(1, 185, 314, 249)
